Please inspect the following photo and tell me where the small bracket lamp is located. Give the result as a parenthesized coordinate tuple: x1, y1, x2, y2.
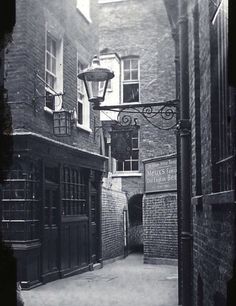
(53, 108, 77, 136)
(77, 55, 114, 108)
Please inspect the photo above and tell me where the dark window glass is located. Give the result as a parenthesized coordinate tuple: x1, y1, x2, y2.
(123, 84, 139, 103)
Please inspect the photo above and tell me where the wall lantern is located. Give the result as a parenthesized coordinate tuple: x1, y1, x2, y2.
(77, 55, 114, 107)
(53, 108, 77, 136)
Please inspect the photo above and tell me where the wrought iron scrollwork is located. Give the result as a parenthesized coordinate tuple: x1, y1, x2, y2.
(111, 100, 179, 130)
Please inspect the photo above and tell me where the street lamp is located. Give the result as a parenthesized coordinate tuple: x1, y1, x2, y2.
(78, 55, 114, 108)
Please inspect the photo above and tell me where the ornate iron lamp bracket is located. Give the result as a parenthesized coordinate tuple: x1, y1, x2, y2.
(94, 99, 179, 130)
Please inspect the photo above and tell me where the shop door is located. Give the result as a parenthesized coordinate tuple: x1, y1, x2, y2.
(42, 182, 59, 280)
(91, 191, 99, 264)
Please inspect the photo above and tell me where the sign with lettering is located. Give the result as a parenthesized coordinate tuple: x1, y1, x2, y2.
(144, 155, 177, 193)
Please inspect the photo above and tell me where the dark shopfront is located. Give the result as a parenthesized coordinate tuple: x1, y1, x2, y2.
(1, 133, 106, 288)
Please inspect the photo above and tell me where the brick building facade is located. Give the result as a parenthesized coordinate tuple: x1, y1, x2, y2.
(1, 0, 108, 288)
(98, 0, 178, 262)
(188, 1, 235, 305)
(164, 0, 236, 305)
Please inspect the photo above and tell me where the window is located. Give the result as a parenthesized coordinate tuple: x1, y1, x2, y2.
(122, 57, 139, 103)
(116, 127, 139, 172)
(76, 0, 91, 22)
(211, 0, 234, 192)
(62, 167, 88, 216)
(77, 60, 90, 129)
(45, 32, 63, 111)
(1, 164, 40, 241)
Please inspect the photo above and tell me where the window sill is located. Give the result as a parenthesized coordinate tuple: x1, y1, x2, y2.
(44, 106, 54, 114)
(76, 123, 92, 133)
(122, 102, 141, 106)
(112, 172, 142, 178)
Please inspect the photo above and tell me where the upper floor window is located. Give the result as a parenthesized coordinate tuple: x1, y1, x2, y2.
(122, 57, 140, 103)
(77, 0, 91, 22)
(45, 32, 63, 111)
(116, 127, 139, 172)
(77, 59, 90, 130)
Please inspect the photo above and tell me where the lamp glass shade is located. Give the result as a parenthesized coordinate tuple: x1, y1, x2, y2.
(78, 56, 114, 104)
(53, 110, 71, 136)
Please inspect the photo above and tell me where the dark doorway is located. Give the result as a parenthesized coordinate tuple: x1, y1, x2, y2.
(41, 164, 60, 283)
(128, 194, 143, 253)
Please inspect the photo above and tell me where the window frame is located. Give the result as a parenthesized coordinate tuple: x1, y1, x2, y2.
(115, 127, 140, 173)
(121, 57, 140, 104)
(44, 32, 63, 113)
(77, 57, 91, 132)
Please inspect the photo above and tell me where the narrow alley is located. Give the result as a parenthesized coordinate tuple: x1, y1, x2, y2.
(22, 254, 178, 306)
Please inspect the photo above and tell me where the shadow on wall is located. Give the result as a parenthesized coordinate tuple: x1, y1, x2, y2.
(128, 194, 143, 253)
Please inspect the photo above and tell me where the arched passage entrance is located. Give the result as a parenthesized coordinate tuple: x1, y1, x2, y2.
(128, 194, 143, 253)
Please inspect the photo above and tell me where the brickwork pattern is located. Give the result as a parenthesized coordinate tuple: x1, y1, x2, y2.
(143, 193, 178, 261)
(5, 0, 100, 154)
(188, 1, 236, 305)
(99, 0, 177, 261)
(101, 177, 128, 260)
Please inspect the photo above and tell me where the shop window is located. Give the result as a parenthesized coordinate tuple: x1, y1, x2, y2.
(116, 127, 139, 172)
(45, 32, 63, 112)
(77, 59, 90, 129)
(1, 164, 40, 241)
(122, 57, 139, 103)
(62, 167, 88, 216)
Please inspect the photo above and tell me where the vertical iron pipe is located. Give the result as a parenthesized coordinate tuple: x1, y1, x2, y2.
(178, 0, 192, 305)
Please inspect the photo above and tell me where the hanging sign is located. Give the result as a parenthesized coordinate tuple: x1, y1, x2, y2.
(144, 154, 177, 193)
(111, 127, 133, 161)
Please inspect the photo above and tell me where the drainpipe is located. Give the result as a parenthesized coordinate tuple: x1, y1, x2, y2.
(172, 26, 182, 306)
(178, 0, 192, 305)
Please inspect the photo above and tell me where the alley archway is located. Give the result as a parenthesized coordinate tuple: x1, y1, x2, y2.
(128, 194, 143, 253)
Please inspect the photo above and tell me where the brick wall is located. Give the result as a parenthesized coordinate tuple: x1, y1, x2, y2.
(143, 193, 178, 262)
(101, 175, 128, 260)
(188, 1, 236, 305)
(5, 0, 101, 154)
(99, 0, 177, 259)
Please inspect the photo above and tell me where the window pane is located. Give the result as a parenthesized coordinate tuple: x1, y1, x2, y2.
(132, 150, 139, 159)
(132, 138, 138, 148)
(51, 40, 56, 56)
(131, 59, 138, 69)
(123, 83, 139, 103)
(124, 71, 130, 81)
(132, 161, 138, 171)
(117, 160, 123, 171)
(131, 70, 138, 80)
(123, 60, 130, 69)
(52, 58, 56, 74)
(78, 102, 83, 124)
(47, 53, 51, 71)
(124, 161, 130, 171)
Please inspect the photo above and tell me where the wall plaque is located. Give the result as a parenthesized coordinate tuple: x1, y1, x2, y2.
(144, 154, 177, 193)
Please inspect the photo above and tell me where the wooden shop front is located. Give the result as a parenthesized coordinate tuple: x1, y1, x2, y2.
(1, 133, 106, 288)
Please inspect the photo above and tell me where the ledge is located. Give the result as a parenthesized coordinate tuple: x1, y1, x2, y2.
(76, 124, 92, 133)
(112, 172, 142, 178)
(205, 190, 235, 205)
(192, 191, 235, 206)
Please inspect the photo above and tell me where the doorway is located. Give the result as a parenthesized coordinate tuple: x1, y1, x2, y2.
(128, 194, 143, 253)
(42, 179, 60, 282)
